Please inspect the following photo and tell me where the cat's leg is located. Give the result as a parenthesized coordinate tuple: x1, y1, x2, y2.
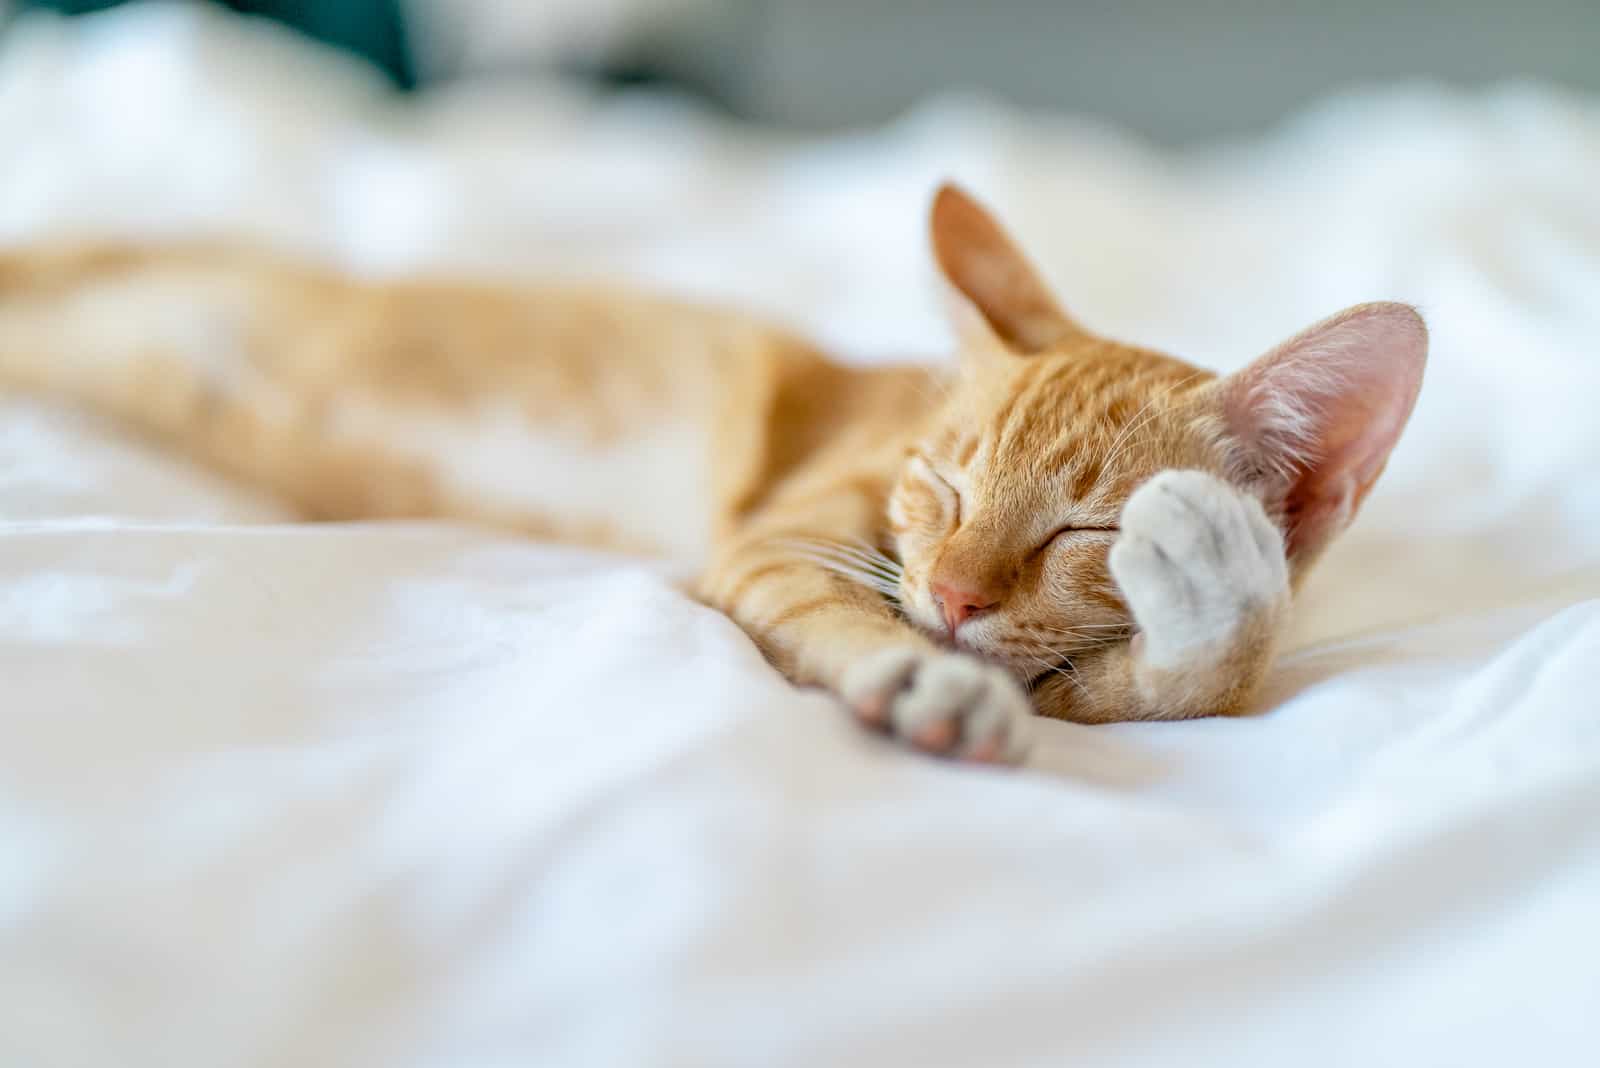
(702, 525, 1034, 763)
(1033, 469, 1291, 724)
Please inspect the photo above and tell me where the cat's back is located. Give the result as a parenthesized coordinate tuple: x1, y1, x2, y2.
(0, 238, 879, 562)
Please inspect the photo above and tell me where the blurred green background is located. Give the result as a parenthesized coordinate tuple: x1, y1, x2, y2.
(16, 0, 415, 84)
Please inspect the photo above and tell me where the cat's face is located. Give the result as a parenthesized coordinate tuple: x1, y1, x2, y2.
(885, 185, 1427, 683)
(889, 340, 1226, 677)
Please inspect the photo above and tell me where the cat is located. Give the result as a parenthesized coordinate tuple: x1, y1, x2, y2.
(0, 184, 1426, 763)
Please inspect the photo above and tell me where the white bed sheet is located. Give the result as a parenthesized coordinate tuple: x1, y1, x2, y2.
(2, 6, 1599, 1066)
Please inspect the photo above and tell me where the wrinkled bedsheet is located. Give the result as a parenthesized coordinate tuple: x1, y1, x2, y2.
(2, 6, 1599, 1066)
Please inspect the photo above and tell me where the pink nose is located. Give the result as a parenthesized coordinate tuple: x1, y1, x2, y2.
(931, 582, 997, 635)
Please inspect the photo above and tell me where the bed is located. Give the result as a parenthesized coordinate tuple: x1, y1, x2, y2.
(3, 7, 1598, 1066)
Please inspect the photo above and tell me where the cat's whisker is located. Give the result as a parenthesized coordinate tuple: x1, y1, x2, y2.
(1008, 630, 1119, 657)
(832, 536, 905, 569)
(783, 533, 899, 562)
(830, 550, 903, 580)
(1028, 643, 1122, 659)
(1022, 652, 1092, 704)
(837, 533, 904, 563)
(802, 552, 899, 583)
(787, 534, 889, 559)
(1021, 652, 1066, 678)
(782, 540, 906, 601)
(806, 564, 901, 600)
(1024, 624, 1129, 639)
(1018, 642, 1120, 665)
(1101, 372, 1205, 473)
(813, 557, 903, 589)
(1100, 394, 1162, 473)
(1029, 621, 1129, 632)
(781, 537, 905, 585)
(1028, 626, 1130, 640)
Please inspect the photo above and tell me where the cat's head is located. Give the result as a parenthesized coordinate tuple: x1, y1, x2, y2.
(887, 184, 1427, 677)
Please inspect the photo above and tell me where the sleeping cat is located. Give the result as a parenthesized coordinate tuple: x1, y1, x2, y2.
(0, 184, 1426, 763)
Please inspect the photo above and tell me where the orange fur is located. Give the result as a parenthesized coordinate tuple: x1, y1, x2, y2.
(0, 185, 1426, 756)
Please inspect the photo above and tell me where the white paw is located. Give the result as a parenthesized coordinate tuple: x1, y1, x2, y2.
(840, 648, 1033, 764)
(1109, 469, 1289, 670)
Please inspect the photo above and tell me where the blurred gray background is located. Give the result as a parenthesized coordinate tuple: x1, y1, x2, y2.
(420, 0, 1600, 142)
(722, 0, 1600, 139)
(8, 0, 1600, 142)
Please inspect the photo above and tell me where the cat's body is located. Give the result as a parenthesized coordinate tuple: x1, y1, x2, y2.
(0, 186, 1427, 762)
(0, 240, 826, 558)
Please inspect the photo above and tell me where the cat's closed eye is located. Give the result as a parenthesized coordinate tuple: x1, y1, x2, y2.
(909, 453, 963, 527)
(1038, 524, 1119, 554)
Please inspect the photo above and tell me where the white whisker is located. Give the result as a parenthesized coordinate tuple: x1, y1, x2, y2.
(1023, 652, 1092, 703)
(1030, 624, 1130, 638)
(780, 536, 906, 603)
(781, 537, 903, 577)
(1101, 372, 1205, 473)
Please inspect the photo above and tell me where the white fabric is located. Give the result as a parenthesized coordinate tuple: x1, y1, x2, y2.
(3, 6, 1600, 1066)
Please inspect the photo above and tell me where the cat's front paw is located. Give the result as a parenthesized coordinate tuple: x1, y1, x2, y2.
(1109, 469, 1289, 670)
(840, 648, 1033, 764)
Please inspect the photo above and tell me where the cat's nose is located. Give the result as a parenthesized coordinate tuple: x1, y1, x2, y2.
(931, 582, 997, 635)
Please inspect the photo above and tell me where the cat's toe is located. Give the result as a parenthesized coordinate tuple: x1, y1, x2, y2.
(842, 647, 921, 729)
(1111, 469, 1288, 667)
(842, 649, 1032, 763)
(951, 664, 1034, 762)
(911, 718, 960, 752)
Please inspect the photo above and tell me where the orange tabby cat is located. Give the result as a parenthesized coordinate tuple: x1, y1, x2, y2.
(0, 185, 1426, 763)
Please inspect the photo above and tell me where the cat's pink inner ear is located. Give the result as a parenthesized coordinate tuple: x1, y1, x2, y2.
(929, 182, 1080, 354)
(1220, 302, 1427, 562)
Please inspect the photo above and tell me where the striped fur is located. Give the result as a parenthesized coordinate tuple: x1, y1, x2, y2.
(0, 185, 1426, 761)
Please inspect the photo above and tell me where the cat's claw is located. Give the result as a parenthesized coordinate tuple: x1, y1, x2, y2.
(1109, 469, 1289, 669)
(841, 648, 1033, 763)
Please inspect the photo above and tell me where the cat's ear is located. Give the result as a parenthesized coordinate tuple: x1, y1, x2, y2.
(930, 182, 1082, 354)
(1217, 302, 1427, 564)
